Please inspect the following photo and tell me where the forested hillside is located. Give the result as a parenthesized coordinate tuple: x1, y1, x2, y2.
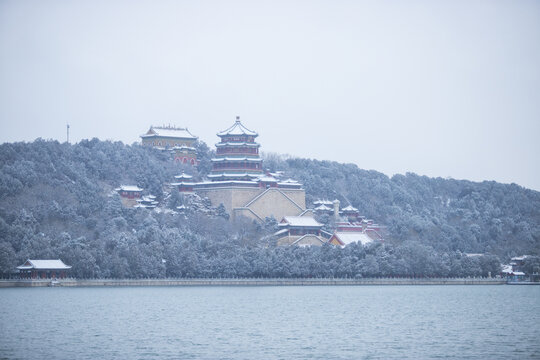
(0, 139, 538, 278)
(266, 156, 540, 257)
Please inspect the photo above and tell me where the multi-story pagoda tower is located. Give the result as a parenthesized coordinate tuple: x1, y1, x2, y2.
(208, 117, 263, 181)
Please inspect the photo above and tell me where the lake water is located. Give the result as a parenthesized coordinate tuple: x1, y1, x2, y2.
(0, 285, 539, 359)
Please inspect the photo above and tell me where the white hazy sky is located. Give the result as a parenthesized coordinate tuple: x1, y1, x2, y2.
(1, 0, 539, 190)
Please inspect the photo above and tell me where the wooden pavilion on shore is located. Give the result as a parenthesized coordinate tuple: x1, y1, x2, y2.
(16, 259, 71, 279)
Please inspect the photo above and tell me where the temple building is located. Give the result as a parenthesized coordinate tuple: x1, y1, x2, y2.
(274, 216, 328, 247)
(341, 205, 361, 222)
(171, 172, 195, 192)
(172, 117, 309, 222)
(140, 125, 198, 165)
(328, 221, 383, 247)
(17, 259, 71, 279)
(135, 195, 158, 209)
(116, 185, 143, 207)
(209, 117, 263, 181)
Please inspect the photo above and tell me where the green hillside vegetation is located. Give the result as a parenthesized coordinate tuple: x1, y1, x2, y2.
(0, 139, 538, 278)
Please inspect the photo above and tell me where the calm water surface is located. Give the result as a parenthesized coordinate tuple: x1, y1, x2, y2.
(0, 285, 539, 359)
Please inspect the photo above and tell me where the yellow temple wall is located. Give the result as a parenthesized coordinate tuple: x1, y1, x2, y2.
(196, 186, 307, 222)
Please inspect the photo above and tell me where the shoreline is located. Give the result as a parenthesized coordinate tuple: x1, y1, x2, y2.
(0, 278, 508, 287)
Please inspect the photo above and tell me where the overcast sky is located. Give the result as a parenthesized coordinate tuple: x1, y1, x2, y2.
(1, 0, 539, 190)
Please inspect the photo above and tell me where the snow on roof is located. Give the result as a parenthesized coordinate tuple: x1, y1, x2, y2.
(512, 271, 526, 276)
(171, 146, 196, 151)
(17, 259, 71, 270)
(280, 178, 299, 184)
(277, 182, 303, 189)
(501, 265, 513, 273)
(314, 204, 332, 211)
(511, 255, 529, 261)
(314, 199, 334, 206)
(215, 142, 260, 147)
(141, 126, 197, 139)
(268, 172, 284, 178)
(193, 180, 260, 185)
(207, 173, 262, 178)
(334, 232, 373, 246)
(258, 176, 278, 183)
(170, 182, 195, 187)
(342, 205, 358, 212)
(211, 157, 262, 162)
(280, 216, 323, 228)
(217, 118, 258, 137)
(117, 185, 143, 192)
(174, 173, 193, 179)
(137, 196, 158, 204)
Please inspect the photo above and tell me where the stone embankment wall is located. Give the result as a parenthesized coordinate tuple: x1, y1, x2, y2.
(0, 278, 506, 287)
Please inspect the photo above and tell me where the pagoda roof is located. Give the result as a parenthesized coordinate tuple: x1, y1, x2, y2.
(17, 259, 71, 270)
(141, 126, 197, 140)
(116, 185, 143, 192)
(257, 176, 278, 183)
(215, 142, 260, 147)
(174, 173, 193, 180)
(314, 204, 333, 211)
(207, 173, 262, 179)
(342, 205, 359, 212)
(217, 118, 258, 137)
(314, 199, 334, 206)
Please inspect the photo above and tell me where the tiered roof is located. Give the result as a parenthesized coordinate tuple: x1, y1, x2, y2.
(174, 173, 193, 180)
(210, 117, 263, 181)
(341, 205, 359, 212)
(135, 195, 158, 209)
(217, 117, 258, 137)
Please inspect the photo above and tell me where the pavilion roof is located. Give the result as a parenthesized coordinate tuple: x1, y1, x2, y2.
(215, 142, 260, 147)
(211, 157, 262, 162)
(141, 126, 197, 140)
(217, 118, 258, 137)
(174, 173, 193, 180)
(314, 204, 332, 211)
(116, 185, 143, 192)
(17, 259, 71, 270)
(257, 176, 278, 183)
(314, 199, 334, 206)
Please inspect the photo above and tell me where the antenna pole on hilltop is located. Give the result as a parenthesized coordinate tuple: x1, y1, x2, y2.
(67, 124, 70, 144)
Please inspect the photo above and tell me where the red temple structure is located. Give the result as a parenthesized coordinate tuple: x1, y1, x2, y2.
(116, 185, 143, 207)
(140, 126, 199, 165)
(170, 117, 307, 222)
(208, 116, 263, 181)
